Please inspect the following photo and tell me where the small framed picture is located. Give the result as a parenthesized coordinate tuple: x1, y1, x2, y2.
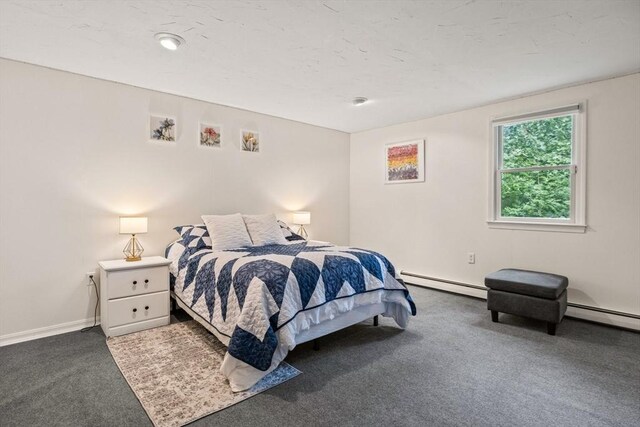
(241, 130, 259, 152)
(384, 139, 425, 184)
(199, 123, 221, 148)
(149, 115, 176, 142)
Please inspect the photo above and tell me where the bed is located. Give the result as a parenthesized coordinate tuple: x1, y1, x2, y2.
(165, 223, 416, 392)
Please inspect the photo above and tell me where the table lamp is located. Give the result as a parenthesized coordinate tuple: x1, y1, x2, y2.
(119, 216, 147, 261)
(292, 211, 310, 239)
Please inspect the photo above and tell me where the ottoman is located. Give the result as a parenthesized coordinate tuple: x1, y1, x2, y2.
(485, 269, 568, 335)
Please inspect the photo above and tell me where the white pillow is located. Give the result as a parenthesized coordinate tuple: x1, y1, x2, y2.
(201, 214, 252, 251)
(243, 214, 288, 246)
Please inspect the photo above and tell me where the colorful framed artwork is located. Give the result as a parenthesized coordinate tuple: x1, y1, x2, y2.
(149, 115, 176, 142)
(385, 139, 425, 184)
(199, 123, 221, 148)
(241, 130, 259, 152)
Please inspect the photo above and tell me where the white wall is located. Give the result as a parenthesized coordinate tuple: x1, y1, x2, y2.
(351, 74, 640, 329)
(0, 59, 350, 343)
(1, 59, 637, 343)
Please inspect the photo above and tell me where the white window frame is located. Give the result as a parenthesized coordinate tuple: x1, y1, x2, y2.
(488, 103, 587, 233)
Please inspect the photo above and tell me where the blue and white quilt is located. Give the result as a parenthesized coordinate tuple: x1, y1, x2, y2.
(166, 226, 416, 391)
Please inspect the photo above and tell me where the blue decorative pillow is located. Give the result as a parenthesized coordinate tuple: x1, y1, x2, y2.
(165, 240, 187, 291)
(277, 220, 305, 241)
(173, 224, 212, 251)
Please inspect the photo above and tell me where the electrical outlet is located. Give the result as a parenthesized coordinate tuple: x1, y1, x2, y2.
(467, 252, 476, 264)
(86, 272, 97, 286)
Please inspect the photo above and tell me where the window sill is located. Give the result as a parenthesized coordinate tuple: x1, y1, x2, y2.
(487, 220, 587, 233)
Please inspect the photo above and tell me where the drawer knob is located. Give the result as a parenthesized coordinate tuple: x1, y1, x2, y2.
(133, 281, 137, 285)
(144, 279, 149, 284)
(145, 306, 149, 310)
(132, 308, 137, 313)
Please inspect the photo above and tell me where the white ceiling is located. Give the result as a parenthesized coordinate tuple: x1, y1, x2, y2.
(1, 0, 639, 133)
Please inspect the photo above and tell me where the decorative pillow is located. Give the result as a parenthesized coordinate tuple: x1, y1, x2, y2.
(277, 220, 306, 241)
(165, 239, 190, 291)
(243, 214, 288, 246)
(201, 214, 253, 251)
(173, 224, 212, 251)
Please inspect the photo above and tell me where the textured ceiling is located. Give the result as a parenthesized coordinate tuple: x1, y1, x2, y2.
(1, 0, 639, 132)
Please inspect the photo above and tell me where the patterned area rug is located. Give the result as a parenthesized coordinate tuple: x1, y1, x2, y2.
(107, 321, 301, 427)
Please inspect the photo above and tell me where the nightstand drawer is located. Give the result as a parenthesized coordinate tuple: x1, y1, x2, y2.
(107, 266, 168, 299)
(108, 291, 169, 328)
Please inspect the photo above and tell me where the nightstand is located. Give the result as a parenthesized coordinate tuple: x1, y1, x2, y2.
(98, 256, 171, 337)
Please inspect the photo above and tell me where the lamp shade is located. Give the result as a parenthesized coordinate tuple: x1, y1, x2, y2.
(119, 217, 148, 234)
(293, 211, 311, 225)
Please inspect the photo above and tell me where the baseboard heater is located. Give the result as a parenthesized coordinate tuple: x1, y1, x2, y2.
(400, 270, 640, 320)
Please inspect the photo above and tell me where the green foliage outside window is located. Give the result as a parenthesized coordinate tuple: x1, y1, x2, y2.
(500, 116, 573, 219)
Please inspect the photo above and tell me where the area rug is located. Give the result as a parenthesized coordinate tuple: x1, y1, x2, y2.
(106, 320, 301, 427)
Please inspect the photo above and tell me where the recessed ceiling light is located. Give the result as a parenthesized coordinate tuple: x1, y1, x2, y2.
(154, 33, 185, 51)
(352, 97, 369, 106)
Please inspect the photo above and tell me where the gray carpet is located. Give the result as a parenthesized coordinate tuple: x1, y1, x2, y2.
(1, 285, 638, 426)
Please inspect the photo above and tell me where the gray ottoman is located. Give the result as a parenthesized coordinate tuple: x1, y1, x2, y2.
(485, 269, 568, 335)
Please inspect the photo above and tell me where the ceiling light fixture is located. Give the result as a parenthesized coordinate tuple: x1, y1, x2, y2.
(154, 32, 185, 51)
(352, 97, 368, 106)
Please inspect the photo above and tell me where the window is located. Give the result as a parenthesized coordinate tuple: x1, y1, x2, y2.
(489, 104, 586, 232)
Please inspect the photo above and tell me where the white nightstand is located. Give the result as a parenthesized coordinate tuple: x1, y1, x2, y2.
(98, 256, 172, 337)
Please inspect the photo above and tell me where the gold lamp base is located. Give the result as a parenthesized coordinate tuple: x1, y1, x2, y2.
(296, 225, 308, 240)
(124, 234, 144, 262)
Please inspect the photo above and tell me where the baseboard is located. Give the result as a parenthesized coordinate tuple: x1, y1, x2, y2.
(3, 275, 637, 346)
(0, 317, 101, 347)
(406, 277, 487, 300)
(405, 277, 640, 331)
(564, 306, 640, 331)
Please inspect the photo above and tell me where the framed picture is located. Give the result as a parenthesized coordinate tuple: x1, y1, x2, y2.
(241, 130, 259, 152)
(149, 115, 176, 142)
(199, 123, 221, 148)
(385, 139, 425, 184)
